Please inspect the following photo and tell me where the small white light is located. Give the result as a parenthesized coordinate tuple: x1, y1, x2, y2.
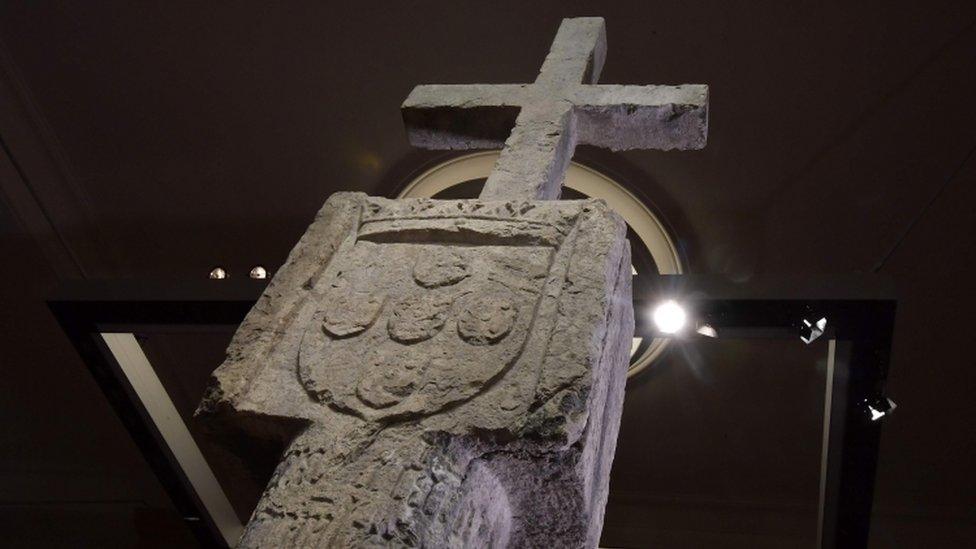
(249, 265, 268, 279)
(800, 316, 827, 344)
(696, 324, 718, 338)
(652, 300, 687, 334)
(868, 406, 885, 421)
(866, 397, 896, 421)
(209, 266, 227, 280)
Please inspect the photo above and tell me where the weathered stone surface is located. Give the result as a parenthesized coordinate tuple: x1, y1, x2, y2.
(196, 15, 710, 548)
(197, 193, 633, 547)
(401, 17, 709, 201)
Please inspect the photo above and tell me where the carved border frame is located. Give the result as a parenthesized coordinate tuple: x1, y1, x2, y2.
(49, 275, 895, 549)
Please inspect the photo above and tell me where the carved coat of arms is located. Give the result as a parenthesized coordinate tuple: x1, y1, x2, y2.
(298, 200, 577, 422)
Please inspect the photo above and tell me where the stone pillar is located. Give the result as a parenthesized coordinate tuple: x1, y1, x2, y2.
(197, 193, 633, 547)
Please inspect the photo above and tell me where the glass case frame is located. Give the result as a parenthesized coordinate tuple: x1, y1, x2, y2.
(49, 275, 895, 548)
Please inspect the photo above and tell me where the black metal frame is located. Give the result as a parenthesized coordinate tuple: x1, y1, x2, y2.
(49, 280, 263, 548)
(49, 275, 896, 549)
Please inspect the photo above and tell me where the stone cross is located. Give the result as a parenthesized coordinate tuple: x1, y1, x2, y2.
(198, 17, 707, 548)
(403, 17, 708, 201)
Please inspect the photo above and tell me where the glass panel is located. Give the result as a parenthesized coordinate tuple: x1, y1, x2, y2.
(136, 330, 264, 525)
(602, 336, 831, 549)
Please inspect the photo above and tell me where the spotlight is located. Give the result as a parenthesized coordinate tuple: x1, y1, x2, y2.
(652, 300, 687, 334)
(208, 266, 228, 280)
(800, 316, 827, 344)
(865, 396, 897, 421)
(249, 265, 268, 279)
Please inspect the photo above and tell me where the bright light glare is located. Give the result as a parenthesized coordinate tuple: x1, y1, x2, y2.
(868, 406, 884, 421)
(652, 300, 687, 334)
(867, 397, 896, 421)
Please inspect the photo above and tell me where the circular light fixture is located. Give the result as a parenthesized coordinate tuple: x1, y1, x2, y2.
(651, 300, 687, 334)
(209, 266, 228, 280)
(249, 265, 268, 279)
(397, 151, 683, 379)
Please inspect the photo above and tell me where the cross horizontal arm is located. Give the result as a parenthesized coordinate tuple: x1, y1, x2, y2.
(401, 84, 531, 149)
(399, 17, 710, 201)
(572, 84, 708, 151)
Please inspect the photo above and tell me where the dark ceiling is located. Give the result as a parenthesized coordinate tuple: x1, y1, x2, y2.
(1, 1, 975, 547)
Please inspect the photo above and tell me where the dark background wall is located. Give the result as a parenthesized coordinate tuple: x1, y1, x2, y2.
(0, 1, 974, 546)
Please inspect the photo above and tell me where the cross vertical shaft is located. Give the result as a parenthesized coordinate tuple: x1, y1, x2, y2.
(482, 101, 576, 200)
(536, 17, 606, 86)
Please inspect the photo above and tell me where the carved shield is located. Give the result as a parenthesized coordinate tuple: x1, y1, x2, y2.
(298, 204, 575, 422)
